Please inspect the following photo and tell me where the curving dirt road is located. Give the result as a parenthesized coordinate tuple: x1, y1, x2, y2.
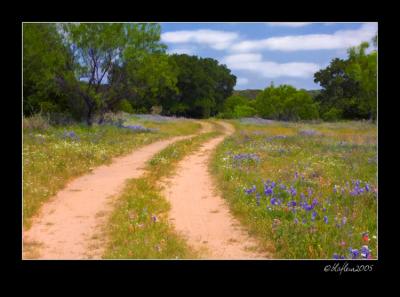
(161, 122, 270, 259)
(23, 122, 211, 260)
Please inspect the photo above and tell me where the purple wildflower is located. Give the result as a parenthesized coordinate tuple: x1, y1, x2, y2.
(311, 211, 317, 221)
(323, 216, 328, 224)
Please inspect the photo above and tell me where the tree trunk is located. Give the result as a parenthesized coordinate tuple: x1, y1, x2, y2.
(86, 106, 93, 126)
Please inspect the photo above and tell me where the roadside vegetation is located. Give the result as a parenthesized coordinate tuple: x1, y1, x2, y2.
(211, 119, 377, 259)
(103, 122, 224, 259)
(23, 112, 200, 228)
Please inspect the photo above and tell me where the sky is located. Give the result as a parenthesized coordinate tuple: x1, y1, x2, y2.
(159, 22, 378, 90)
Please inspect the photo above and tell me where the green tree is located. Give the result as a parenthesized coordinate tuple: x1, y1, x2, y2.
(23, 23, 73, 115)
(255, 84, 318, 121)
(167, 54, 236, 118)
(61, 23, 166, 125)
(346, 41, 377, 120)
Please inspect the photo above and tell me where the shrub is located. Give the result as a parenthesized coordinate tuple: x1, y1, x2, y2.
(322, 107, 343, 121)
(23, 113, 49, 131)
(233, 105, 257, 118)
(118, 99, 134, 114)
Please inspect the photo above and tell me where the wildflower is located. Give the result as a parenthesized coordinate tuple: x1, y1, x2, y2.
(302, 218, 307, 224)
(341, 217, 347, 225)
(264, 186, 273, 196)
(361, 245, 370, 258)
(323, 216, 328, 224)
(322, 207, 327, 212)
(288, 200, 296, 207)
(307, 188, 313, 197)
(270, 197, 278, 205)
(362, 232, 369, 242)
(311, 198, 318, 207)
(365, 183, 370, 192)
(151, 215, 158, 223)
(311, 211, 317, 221)
(340, 241, 346, 247)
(294, 172, 299, 179)
(294, 218, 299, 224)
(256, 193, 261, 206)
(300, 193, 305, 200)
(349, 248, 359, 259)
(280, 184, 286, 190)
(333, 253, 339, 259)
(245, 185, 256, 195)
(289, 186, 297, 197)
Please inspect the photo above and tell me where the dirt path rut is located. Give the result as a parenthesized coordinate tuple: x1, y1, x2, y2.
(162, 122, 270, 259)
(23, 122, 210, 259)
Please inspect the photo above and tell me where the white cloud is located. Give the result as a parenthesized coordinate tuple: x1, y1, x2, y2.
(223, 53, 320, 78)
(231, 23, 377, 52)
(266, 22, 312, 27)
(161, 29, 239, 50)
(236, 77, 249, 85)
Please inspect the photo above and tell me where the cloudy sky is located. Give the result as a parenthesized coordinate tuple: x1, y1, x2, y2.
(160, 22, 378, 90)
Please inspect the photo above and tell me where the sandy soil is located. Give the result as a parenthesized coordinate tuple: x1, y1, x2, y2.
(23, 122, 211, 260)
(161, 122, 270, 259)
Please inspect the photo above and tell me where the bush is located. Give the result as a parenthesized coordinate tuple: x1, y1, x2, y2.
(233, 105, 257, 118)
(322, 107, 342, 121)
(118, 99, 134, 114)
(23, 113, 50, 131)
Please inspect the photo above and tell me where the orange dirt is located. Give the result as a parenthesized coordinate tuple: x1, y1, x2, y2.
(161, 122, 270, 259)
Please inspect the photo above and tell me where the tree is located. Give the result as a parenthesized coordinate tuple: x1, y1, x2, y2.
(60, 23, 166, 125)
(109, 53, 179, 113)
(346, 42, 377, 120)
(314, 38, 377, 121)
(255, 84, 318, 121)
(23, 23, 73, 115)
(167, 54, 236, 118)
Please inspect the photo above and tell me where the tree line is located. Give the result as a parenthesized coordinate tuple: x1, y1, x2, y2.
(221, 37, 377, 121)
(23, 23, 236, 125)
(23, 23, 377, 123)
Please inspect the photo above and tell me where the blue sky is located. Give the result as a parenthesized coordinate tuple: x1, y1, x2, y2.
(159, 22, 378, 90)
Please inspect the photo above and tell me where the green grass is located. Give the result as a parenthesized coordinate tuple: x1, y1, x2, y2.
(211, 120, 377, 259)
(103, 121, 223, 259)
(23, 116, 200, 229)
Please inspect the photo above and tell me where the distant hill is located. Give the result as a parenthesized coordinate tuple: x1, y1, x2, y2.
(233, 89, 322, 100)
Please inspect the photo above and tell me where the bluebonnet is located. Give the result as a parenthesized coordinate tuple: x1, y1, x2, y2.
(264, 185, 273, 196)
(365, 183, 370, 192)
(361, 245, 370, 258)
(245, 185, 256, 195)
(324, 216, 328, 224)
(311, 211, 317, 221)
(270, 197, 278, 205)
(349, 248, 359, 259)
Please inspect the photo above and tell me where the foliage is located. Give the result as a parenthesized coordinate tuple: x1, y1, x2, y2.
(23, 23, 73, 116)
(165, 54, 236, 118)
(314, 38, 377, 120)
(255, 84, 319, 121)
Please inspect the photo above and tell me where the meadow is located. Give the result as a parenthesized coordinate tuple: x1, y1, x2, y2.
(211, 119, 377, 259)
(23, 113, 200, 229)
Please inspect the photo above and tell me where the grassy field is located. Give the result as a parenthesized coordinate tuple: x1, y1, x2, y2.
(103, 121, 224, 259)
(23, 114, 200, 229)
(211, 119, 377, 259)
